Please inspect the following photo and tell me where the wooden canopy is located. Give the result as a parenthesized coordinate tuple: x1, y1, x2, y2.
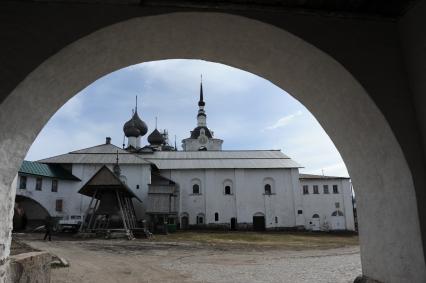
(78, 165, 141, 202)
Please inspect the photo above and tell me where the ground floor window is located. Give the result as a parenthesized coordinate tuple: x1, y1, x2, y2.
(197, 214, 204, 224)
(55, 199, 63, 212)
(215, 212, 219, 221)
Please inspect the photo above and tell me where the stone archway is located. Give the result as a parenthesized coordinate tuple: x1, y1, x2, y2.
(13, 195, 50, 231)
(0, 12, 424, 282)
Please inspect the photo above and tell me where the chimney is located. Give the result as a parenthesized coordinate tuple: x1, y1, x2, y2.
(106, 137, 111, 144)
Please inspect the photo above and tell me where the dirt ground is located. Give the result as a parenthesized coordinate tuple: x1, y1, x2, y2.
(15, 232, 361, 283)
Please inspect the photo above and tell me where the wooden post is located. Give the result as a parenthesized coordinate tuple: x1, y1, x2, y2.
(116, 191, 129, 231)
(80, 189, 98, 232)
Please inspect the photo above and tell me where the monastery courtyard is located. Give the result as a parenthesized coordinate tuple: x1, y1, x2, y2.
(15, 232, 360, 283)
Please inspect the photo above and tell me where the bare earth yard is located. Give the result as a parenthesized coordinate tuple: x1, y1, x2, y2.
(16, 232, 361, 283)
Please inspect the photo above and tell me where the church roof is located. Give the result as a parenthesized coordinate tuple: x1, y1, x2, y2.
(145, 150, 301, 169)
(39, 143, 151, 165)
(39, 143, 301, 170)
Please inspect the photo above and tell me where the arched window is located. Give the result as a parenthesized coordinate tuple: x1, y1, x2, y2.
(312, 214, 320, 218)
(223, 179, 233, 195)
(332, 211, 344, 216)
(191, 178, 201, 195)
(263, 177, 275, 195)
(193, 184, 200, 194)
(264, 184, 272, 195)
(215, 212, 219, 221)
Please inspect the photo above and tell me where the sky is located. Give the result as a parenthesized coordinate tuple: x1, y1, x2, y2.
(26, 59, 349, 177)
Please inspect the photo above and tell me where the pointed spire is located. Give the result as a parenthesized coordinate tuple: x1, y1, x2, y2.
(198, 75, 205, 107)
(135, 95, 138, 113)
(155, 116, 158, 129)
(113, 150, 121, 176)
(174, 135, 177, 150)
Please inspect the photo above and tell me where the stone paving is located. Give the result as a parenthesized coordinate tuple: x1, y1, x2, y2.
(20, 235, 361, 283)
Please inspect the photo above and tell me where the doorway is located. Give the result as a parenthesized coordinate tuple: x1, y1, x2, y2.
(253, 215, 265, 231)
(230, 217, 237, 230)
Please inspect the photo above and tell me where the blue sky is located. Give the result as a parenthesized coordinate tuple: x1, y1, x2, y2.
(26, 59, 349, 177)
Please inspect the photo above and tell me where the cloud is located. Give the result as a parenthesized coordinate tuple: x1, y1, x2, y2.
(265, 111, 303, 130)
(26, 59, 350, 179)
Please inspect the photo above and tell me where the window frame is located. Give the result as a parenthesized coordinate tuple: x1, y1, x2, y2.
(51, 179, 58, 193)
(35, 177, 42, 191)
(55, 199, 63, 212)
(303, 185, 309, 195)
(192, 184, 200, 195)
(215, 212, 219, 222)
(313, 185, 319, 194)
(19, 175, 27, 190)
(333, 185, 339, 194)
(323, 185, 329, 194)
(264, 184, 272, 195)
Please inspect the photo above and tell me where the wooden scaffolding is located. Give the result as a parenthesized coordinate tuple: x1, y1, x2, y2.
(78, 165, 141, 239)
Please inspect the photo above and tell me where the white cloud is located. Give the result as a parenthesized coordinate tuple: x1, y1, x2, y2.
(265, 111, 303, 130)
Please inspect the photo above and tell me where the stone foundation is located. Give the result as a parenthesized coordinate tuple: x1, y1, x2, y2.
(6, 251, 52, 283)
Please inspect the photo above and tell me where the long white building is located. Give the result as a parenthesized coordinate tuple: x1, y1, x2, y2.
(14, 81, 355, 232)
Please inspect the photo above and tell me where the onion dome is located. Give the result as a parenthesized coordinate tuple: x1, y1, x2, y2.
(148, 128, 165, 145)
(123, 111, 148, 137)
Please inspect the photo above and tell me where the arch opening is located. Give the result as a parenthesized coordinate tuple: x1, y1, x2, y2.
(0, 12, 424, 283)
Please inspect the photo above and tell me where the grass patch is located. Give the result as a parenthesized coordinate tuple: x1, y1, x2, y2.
(153, 231, 359, 250)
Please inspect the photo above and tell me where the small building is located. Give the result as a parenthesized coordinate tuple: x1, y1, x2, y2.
(14, 160, 80, 230)
(299, 174, 355, 231)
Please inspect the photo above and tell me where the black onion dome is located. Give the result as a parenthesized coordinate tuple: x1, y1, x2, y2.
(133, 112, 148, 136)
(148, 129, 165, 145)
(190, 126, 212, 139)
(123, 111, 148, 137)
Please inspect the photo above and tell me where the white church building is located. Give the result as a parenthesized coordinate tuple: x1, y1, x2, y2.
(14, 82, 355, 232)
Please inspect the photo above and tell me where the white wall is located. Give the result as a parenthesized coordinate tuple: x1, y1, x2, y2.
(166, 167, 298, 229)
(16, 175, 79, 218)
(300, 178, 355, 231)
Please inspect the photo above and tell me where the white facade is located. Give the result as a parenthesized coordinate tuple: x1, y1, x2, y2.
(300, 176, 355, 231)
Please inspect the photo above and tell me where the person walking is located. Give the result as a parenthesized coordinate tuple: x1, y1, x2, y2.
(43, 216, 52, 241)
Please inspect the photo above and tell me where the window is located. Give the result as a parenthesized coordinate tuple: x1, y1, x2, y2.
(297, 210, 303, 215)
(224, 186, 231, 195)
(303, 185, 309, 195)
(51, 179, 58, 192)
(193, 184, 200, 194)
(333, 185, 339, 194)
(323, 185, 329, 194)
(35, 177, 42, 191)
(136, 184, 140, 189)
(313, 185, 319, 194)
(197, 214, 204, 224)
(312, 214, 320, 218)
(215, 212, 219, 221)
(264, 184, 272, 195)
(19, 176, 27, 190)
(275, 216, 278, 224)
(55, 199, 63, 212)
(335, 202, 340, 209)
